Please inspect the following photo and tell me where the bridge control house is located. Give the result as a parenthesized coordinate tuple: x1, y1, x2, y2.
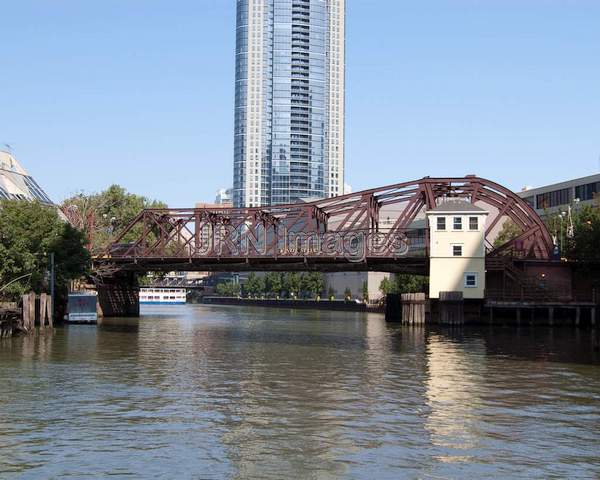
(427, 202, 488, 300)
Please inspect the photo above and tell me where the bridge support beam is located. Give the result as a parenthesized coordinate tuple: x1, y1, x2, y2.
(96, 273, 140, 318)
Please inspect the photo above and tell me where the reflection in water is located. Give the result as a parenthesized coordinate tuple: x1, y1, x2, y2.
(425, 331, 486, 463)
(0, 305, 599, 479)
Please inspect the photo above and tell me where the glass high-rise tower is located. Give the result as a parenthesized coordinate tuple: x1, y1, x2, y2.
(233, 0, 345, 208)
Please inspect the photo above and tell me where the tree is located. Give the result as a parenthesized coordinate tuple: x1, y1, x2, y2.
(379, 274, 428, 296)
(396, 274, 428, 294)
(379, 277, 396, 295)
(283, 272, 301, 298)
(215, 281, 241, 297)
(562, 199, 600, 262)
(61, 185, 166, 255)
(344, 287, 352, 300)
(0, 200, 90, 301)
(300, 272, 324, 298)
(264, 272, 283, 297)
(244, 272, 264, 297)
(494, 220, 521, 248)
(362, 281, 369, 302)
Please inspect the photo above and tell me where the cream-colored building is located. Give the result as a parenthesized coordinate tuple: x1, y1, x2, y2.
(426, 202, 488, 299)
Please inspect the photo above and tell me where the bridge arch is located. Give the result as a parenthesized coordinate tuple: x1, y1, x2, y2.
(93, 176, 553, 275)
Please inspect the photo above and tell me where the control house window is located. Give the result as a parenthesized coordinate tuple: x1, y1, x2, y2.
(437, 217, 446, 231)
(464, 273, 478, 288)
(452, 244, 463, 257)
(453, 217, 462, 230)
(469, 217, 479, 231)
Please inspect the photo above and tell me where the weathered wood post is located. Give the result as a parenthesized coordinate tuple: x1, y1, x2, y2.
(29, 293, 36, 330)
(21, 294, 29, 331)
(401, 293, 426, 325)
(439, 291, 464, 325)
(22, 293, 35, 331)
(46, 294, 53, 328)
(40, 293, 47, 329)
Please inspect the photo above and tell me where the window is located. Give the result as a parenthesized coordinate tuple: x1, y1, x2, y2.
(536, 188, 571, 209)
(437, 217, 446, 231)
(453, 217, 462, 230)
(464, 273, 478, 288)
(469, 217, 479, 231)
(452, 245, 463, 257)
(575, 182, 600, 202)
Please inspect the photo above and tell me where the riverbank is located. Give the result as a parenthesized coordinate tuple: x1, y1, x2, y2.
(0, 304, 23, 337)
(202, 296, 383, 313)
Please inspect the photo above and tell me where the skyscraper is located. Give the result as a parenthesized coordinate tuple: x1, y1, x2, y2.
(233, 0, 345, 208)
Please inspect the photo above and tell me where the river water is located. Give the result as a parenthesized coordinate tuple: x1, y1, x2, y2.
(1, 305, 599, 479)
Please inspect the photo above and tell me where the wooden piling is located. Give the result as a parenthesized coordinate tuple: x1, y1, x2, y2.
(46, 295, 53, 328)
(439, 291, 464, 325)
(40, 293, 47, 329)
(29, 293, 36, 330)
(22, 294, 31, 331)
(400, 293, 426, 325)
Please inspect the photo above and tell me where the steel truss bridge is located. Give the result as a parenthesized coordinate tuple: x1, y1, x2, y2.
(93, 176, 553, 277)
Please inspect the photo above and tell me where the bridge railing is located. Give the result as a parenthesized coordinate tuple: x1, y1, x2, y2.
(106, 227, 428, 263)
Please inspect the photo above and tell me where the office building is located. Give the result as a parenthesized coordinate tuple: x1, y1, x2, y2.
(233, 0, 345, 207)
(215, 188, 233, 206)
(518, 173, 600, 215)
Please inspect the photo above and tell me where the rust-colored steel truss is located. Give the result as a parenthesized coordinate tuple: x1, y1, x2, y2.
(94, 176, 553, 275)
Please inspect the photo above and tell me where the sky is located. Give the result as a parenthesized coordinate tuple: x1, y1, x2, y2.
(1, 0, 599, 207)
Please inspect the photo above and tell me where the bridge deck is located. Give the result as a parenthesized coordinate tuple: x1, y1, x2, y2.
(96, 256, 429, 275)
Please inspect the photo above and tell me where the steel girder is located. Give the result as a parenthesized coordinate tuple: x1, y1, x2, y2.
(94, 176, 552, 274)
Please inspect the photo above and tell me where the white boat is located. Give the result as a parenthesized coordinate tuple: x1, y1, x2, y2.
(140, 288, 187, 305)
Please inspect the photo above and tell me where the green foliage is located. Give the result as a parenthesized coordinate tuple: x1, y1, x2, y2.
(0, 200, 90, 300)
(494, 220, 522, 248)
(62, 184, 166, 255)
(215, 281, 241, 297)
(495, 201, 600, 262)
(327, 286, 335, 300)
(300, 272, 325, 299)
(362, 281, 369, 301)
(379, 274, 428, 295)
(264, 272, 283, 297)
(244, 272, 265, 297)
(241, 272, 325, 299)
(379, 277, 396, 295)
(283, 272, 301, 298)
(561, 200, 600, 262)
(344, 287, 352, 300)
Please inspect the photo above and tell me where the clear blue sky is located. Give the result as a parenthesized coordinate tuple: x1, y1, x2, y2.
(1, 1, 599, 206)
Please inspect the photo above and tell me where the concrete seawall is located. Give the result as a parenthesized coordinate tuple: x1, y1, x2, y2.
(202, 296, 383, 313)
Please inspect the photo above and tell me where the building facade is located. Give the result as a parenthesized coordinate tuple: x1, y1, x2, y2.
(233, 0, 345, 208)
(215, 188, 233, 206)
(426, 202, 488, 300)
(518, 173, 600, 215)
(0, 150, 53, 204)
